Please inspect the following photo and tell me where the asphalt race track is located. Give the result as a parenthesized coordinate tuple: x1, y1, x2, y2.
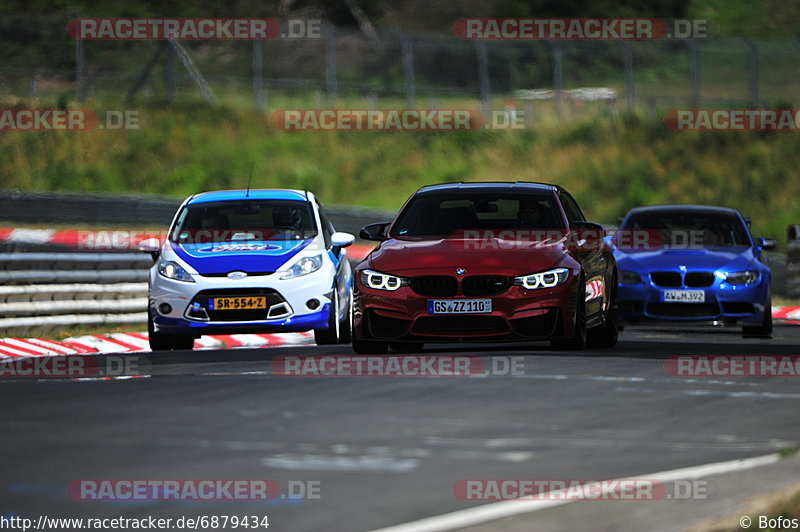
(2, 326, 800, 531)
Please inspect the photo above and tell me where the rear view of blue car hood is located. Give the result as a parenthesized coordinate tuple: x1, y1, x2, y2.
(172, 239, 313, 274)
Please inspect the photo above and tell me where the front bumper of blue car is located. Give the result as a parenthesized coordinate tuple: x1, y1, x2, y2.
(618, 270, 769, 325)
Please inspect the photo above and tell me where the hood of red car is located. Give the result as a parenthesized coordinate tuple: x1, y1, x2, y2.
(368, 237, 568, 276)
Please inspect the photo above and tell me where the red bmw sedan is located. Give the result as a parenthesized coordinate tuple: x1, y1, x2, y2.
(352, 182, 619, 353)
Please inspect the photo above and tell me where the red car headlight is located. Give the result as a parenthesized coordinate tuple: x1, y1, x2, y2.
(360, 269, 409, 291)
(513, 267, 570, 289)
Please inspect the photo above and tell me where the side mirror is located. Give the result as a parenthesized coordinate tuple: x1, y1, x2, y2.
(757, 237, 777, 251)
(331, 232, 355, 248)
(359, 222, 391, 242)
(137, 238, 161, 261)
(570, 221, 605, 250)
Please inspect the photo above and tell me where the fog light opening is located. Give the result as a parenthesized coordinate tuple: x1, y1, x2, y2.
(158, 303, 173, 315)
(306, 299, 320, 310)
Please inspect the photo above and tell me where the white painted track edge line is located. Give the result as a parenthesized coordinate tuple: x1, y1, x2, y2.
(367, 452, 783, 532)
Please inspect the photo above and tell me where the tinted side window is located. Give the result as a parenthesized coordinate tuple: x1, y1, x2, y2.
(560, 192, 585, 222)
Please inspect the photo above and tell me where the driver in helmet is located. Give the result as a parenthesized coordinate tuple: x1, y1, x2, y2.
(272, 205, 303, 239)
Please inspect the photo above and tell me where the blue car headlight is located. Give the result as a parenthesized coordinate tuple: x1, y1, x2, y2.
(360, 269, 408, 291)
(158, 260, 195, 283)
(619, 270, 642, 284)
(513, 267, 570, 289)
(724, 270, 759, 285)
(281, 255, 323, 280)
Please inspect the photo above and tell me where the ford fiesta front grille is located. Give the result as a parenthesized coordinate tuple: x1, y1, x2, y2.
(186, 288, 292, 322)
(199, 271, 274, 278)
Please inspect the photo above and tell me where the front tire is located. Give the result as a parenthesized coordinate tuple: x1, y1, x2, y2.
(743, 294, 772, 338)
(148, 309, 194, 351)
(551, 279, 587, 350)
(338, 291, 353, 344)
(315, 289, 342, 345)
(587, 274, 619, 348)
(171, 335, 195, 350)
(587, 306, 619, 348)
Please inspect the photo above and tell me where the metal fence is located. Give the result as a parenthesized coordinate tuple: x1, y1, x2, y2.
(0, 253, 149, 332)
(2, 16, 800, 114)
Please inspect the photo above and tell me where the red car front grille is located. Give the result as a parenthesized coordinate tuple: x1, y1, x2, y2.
(462, 275, 511, 296)
(409, 276, 458, 297)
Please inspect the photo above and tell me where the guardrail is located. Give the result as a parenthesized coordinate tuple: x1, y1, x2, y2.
(0, 253, 149, 332)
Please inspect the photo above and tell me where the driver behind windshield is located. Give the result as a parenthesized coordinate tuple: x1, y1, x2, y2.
(272, 205, 303, 239)
(516, 199, 544, 227)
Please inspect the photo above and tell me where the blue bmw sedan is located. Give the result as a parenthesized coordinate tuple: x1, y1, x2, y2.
(611, 205, 774, 337)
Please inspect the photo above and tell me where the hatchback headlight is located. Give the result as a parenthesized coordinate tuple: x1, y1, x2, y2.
(158, 260, 195, 283)
(281, 255, 322, 279)
(513, 267, 570, 289)
(724, 270, 759, 285)
(360, 269, 408, 291)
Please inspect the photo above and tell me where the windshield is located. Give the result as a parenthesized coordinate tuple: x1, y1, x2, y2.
(390, 192, 565, 238)
(169, 200, 317, 243)
(621, 210, 750, 248)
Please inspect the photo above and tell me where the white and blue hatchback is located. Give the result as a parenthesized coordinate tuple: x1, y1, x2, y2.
(140, 189, 354, 350)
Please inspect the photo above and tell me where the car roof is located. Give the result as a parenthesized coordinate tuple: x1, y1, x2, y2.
(186, 189, 309, 204)
(625, 204, 742, 216)
(414, 181, 560, 195)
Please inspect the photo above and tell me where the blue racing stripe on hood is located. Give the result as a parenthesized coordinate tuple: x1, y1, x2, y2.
(172, 239, 313, 274)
